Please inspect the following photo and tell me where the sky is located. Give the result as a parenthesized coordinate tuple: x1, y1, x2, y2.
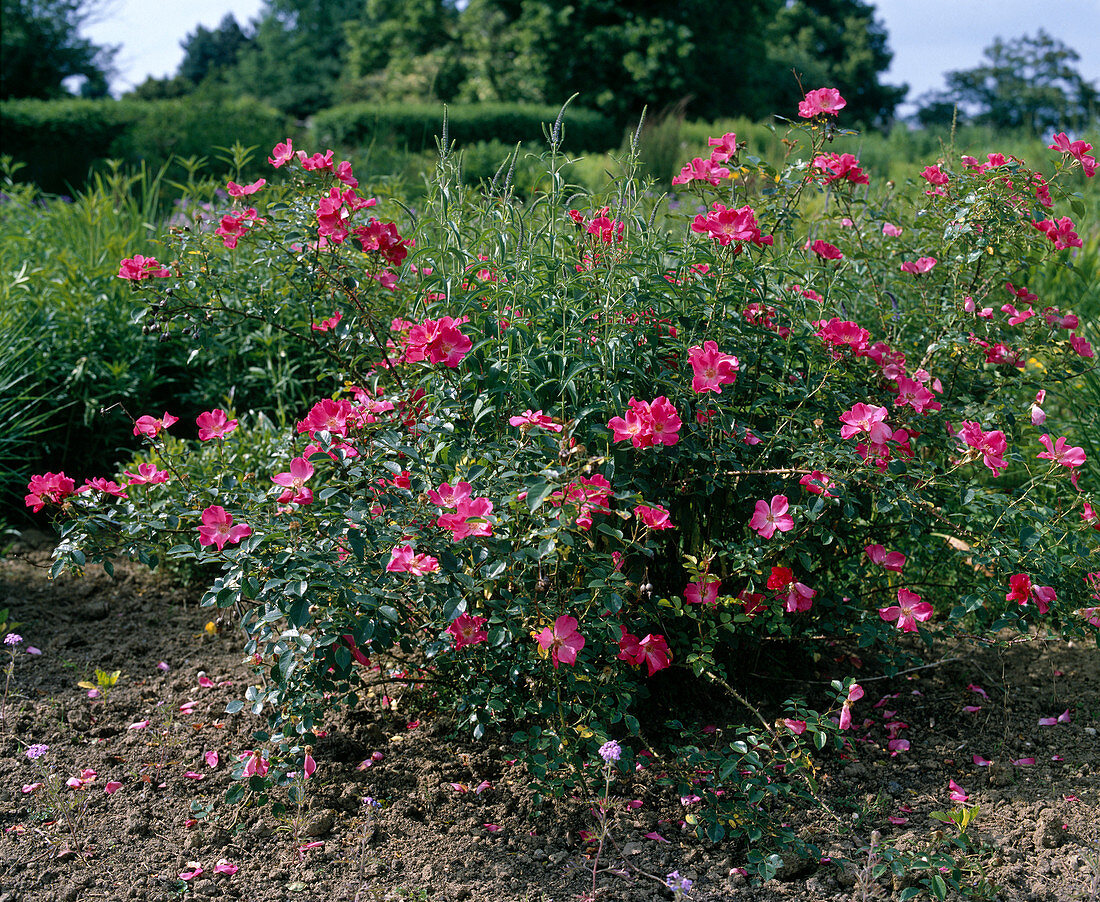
(84, 0, 1100, 109)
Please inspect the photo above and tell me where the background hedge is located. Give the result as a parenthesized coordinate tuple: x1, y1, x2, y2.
(311, 102, 619, 154)
(0, 96, 288, 193)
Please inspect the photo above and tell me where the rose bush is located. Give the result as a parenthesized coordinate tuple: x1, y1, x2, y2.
(32, 97, 1098, 863)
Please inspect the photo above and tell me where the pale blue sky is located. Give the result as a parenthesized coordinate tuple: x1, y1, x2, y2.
(84, 0, 1100, 109)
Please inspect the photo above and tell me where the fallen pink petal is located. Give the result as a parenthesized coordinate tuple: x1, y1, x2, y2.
(973, 754, 992, 767)
(948, 779, 968, 803)
(128, 720, 150, 730)
(204, 751, 219, 768)
(1012, 757, 1035, 766)
(484, 823, 502, 833)
(644, 831, 669, 842)
(213, 859, 239, 876)
(104, 781, 122, 794)
(183, 771, 205, 780)
(179, 866, 203, 881)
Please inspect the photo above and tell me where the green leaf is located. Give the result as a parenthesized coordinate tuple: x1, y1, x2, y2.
(225, 700, 244, 714)
(526, 481, 555, 513)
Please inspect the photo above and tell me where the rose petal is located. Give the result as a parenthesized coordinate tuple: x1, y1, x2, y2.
(157, 661, 170, 671)
(179, 865, 203, 881)
(21, 782, 44, 794)
(888, 816, 908, 825)
(484, 824, 501, 833)
(204, 751, 219, 768)
(1011, 757, 1035, 767)
(213, 859, 238, 876)
(104, 781, 123, 794)
(972, 755, 991, 767)
(644, 831, 669, 842)
(183, 771, 205, 780)
(128, 720, 150, 730)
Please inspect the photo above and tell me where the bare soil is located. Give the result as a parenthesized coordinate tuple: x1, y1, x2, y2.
(1, 533, 1098, 902)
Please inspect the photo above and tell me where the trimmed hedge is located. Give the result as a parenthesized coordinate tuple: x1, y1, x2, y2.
(0, 97, 289, 193)
(312, 102, 620, 153)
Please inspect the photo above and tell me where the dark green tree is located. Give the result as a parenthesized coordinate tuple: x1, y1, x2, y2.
(454, 0, 780, 122)
(340, 0, 464, 103)
(762, 0, 906, 128)
(1, 0, 116, 99)
(178, 13, 254, 86)
(917, 31, 1098, 132)
(226, 0, 363, 119)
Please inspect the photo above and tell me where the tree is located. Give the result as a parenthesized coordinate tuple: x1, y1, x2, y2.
(340, 0, 464, 104)
(917, 31, 1098, 132)
(451, 0, 903, 125)
(178, 14, 253, 86)
(762, 0, 906, 128)
(1, 0, 116, 99)
(454, 0, 783, 122)
(225, 0, 363, 119)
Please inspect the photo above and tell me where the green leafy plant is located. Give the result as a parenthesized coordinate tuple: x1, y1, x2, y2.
(34, 93, 1100, 878)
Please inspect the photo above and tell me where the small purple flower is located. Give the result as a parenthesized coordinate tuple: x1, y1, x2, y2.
(598, 740, 621, 763)
(666, 870, 693, 893)
(4, 633, 22, 646)
(26, 743, 49, 760)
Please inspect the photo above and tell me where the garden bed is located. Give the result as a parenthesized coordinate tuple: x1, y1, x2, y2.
(1, 534, 1096, 902)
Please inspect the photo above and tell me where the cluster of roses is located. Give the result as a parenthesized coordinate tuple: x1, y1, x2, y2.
(921, 149, 1084, 252)
(671, 131, 738, 187)
(392, 315, 473, 368)
(690, 203, 774, 249)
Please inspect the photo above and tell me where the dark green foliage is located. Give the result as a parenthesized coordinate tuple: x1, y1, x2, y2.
(312, 102, 618, 154)
(0, 0, 116, 100)
(224, 0, 365, 119)
(0, 95, 289, 193)
(762, 0, 907, 128)
(178, 14, 254, 86)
